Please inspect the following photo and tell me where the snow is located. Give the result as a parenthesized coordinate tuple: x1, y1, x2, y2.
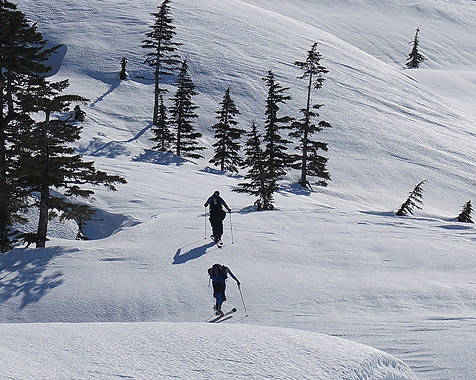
(0, 322, 417, 380)
(1, 0, 476, 378)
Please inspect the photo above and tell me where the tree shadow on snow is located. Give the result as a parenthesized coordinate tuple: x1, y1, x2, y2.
(278, 182, 313, 196)
(133, 149, 190, 166)
(77, 137, 130, 158)
(82, 208, 140, 240)
(173, 242, 216, 265)
(359, 210, 396, 217)
(43, 43, 67, 77)
(87, 70, 121, 107)
(200, 166, 242, 179)
(0, 247, 65, 309)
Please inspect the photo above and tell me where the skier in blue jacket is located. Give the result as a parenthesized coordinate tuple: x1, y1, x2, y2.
(208, 263, 240, 315)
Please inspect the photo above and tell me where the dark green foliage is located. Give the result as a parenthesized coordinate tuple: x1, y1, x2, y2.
(170, 60, 205, 159)
(49, 199, 96, 240)
(72, 105, 86, 121)
(119, 57, 127, 80)
(0, 0, 59, 251)
(233, 122, 276, 210)
(406, 28, 426, 69)
(457, 200, 473, 223)
(209, 88, 244, 172)
(17, 76, 126, 247)
(234, 71, 292, 210)
(0, 199, 18, 252)
(262, 70, 293, 180)
(396, 180, 427, 216)
(0, 1, 57, 77)
(142, 0, 181, 125)
(292, 43, 331, 188)
(150, 94, 174, 151)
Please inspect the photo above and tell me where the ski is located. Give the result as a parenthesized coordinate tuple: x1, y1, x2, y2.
(215, 315, 233, 323)
(208, 307, 237, 323)
(210, 236, 224, 248)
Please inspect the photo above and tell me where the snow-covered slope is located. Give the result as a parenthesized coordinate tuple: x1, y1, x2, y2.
(0, 322, 419, 380)
(2, 0, 476, 378)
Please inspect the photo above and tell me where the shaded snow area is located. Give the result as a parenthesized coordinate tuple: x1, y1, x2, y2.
(0, 322, 417, 380)
(2, 0, 476, 378)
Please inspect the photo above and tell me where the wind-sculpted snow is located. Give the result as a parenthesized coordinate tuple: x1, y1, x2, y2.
(0, 322, 418, 380)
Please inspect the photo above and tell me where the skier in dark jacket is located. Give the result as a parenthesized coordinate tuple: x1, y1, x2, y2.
(204, 191, 231, 244)
(208, 263, 240, 315)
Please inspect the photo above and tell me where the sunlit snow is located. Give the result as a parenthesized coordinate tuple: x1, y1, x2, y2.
(2, 0, 476, 379)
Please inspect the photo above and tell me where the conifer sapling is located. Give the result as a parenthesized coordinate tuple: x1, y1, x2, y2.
(396, 180, 427, 216)
(457, 200, 473, 223)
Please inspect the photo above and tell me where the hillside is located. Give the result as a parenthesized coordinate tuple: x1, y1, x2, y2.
(2, 0, 476, 378)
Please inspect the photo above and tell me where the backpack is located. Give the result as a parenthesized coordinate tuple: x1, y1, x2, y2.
(208, 263, 227, 281)
(209, 195, 222, 213)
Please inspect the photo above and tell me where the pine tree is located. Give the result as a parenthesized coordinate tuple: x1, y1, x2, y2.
(292, 43, 331, 188)
(17, 77, 127, 248)
(457, 200, 473, 223)
(233, 122, 276, 210)
(150, 94, 174, 151)
(72, 105, 86, 121)
(262, 70, 293, 182)
(119, 57, 127, 80)
(396, 180, 427, 216)
(0, 0, 59, 251)
(170, 60, 205, 159)
(209, 88, 244, 172)
(406, 28, 426, 69)
(142, 0, 181, 125)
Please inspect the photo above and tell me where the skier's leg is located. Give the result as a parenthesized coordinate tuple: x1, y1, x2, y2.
(218, 210, 226, 239)
(209, 216, 217, 240)
(214, 293, 225, 314)
(210, 214, 221, 241)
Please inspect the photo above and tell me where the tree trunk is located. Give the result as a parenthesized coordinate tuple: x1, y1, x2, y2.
(300, 72, 313, 187)
(153, 47, 162, 125)
(36, 111, 51, 248)
(153, 64, 160, 125)
(220, 110, 229, 171)
(0, 72, 14, 251)
(36, 183, 49, 248)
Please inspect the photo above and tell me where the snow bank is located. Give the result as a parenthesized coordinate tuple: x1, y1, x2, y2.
(0, 322, 417, 380)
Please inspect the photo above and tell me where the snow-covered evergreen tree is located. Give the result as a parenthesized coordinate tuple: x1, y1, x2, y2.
(119, 57, 127, 80)
(17, 77, 126, 248)
(406, 28, 426, 69)
(150, 95, 174, 151)
(292, 43, 331, 188)
(0, 0, 59, 251)
(170, 60, 205, 159)
(396, 180, 427, 216)
(209, 88, 244, 172)
(262, 70, 293, 182)
(457, 200, 473, 223)
(142, 0, 181, 125)
(233, 122, 276, 210)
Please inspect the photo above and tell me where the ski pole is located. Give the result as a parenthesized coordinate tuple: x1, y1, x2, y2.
(204, 206, 207, 239)
(238, 285, 248, 317)
(229, 210, 234, 244)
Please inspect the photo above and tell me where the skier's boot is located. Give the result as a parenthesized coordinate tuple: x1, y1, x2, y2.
(213, 305, 224, 316)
